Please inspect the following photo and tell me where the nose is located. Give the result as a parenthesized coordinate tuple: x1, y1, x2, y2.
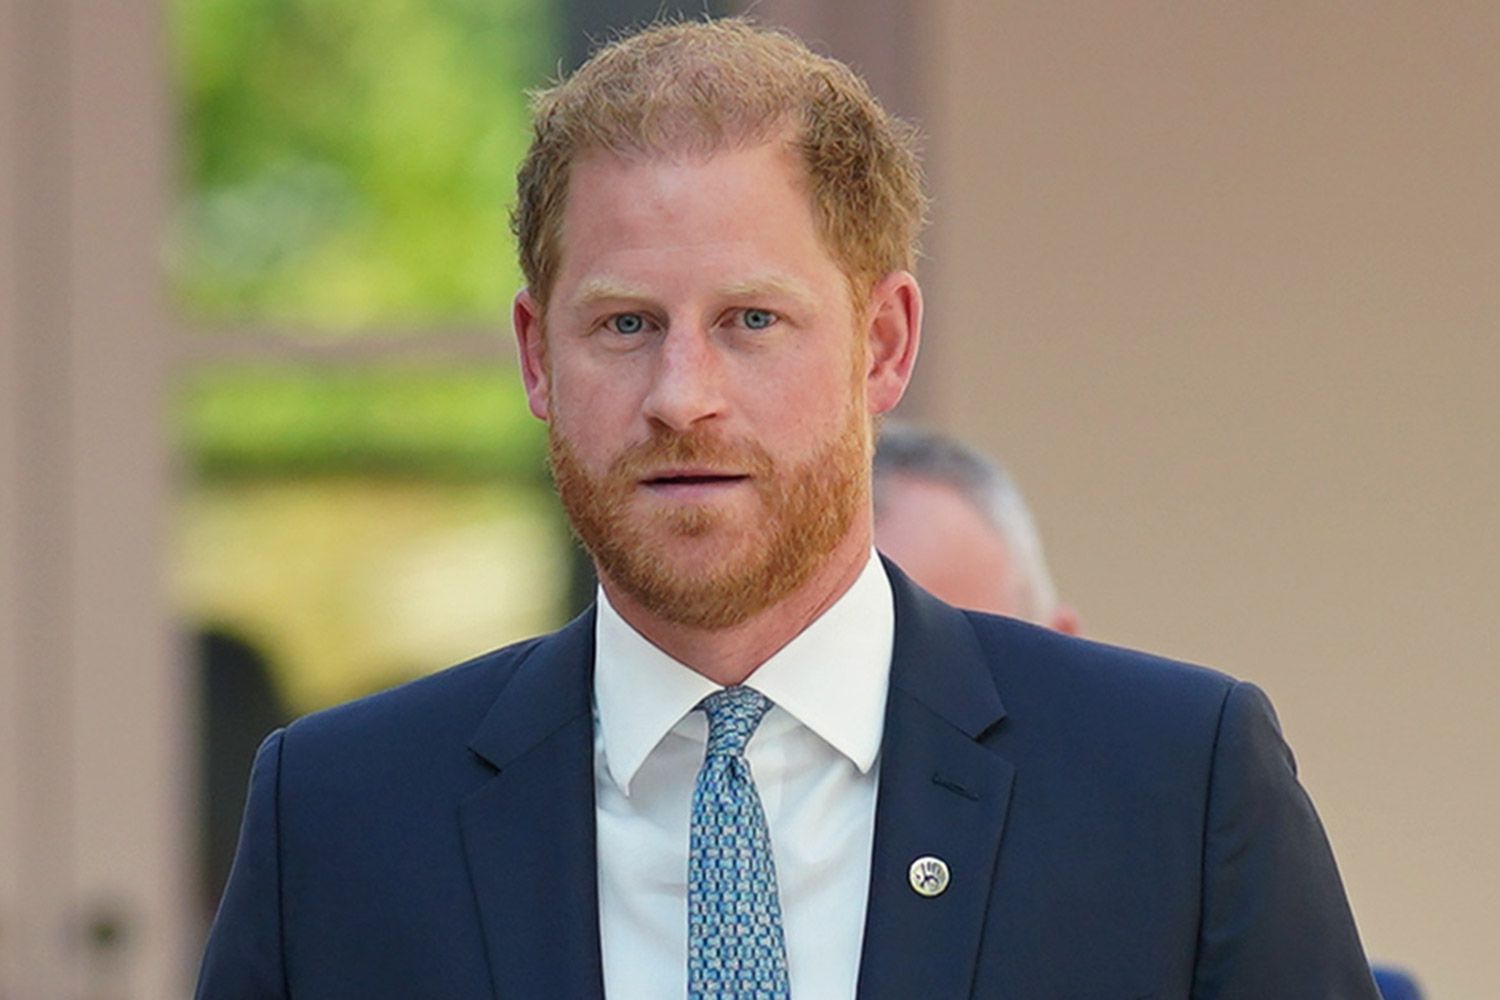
(641, 325, 727, 432)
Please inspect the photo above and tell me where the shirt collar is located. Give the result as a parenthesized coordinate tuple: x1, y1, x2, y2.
(594, 550, 895, 795)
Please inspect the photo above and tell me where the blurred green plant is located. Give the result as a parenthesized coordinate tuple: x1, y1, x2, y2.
(179, 366, 549, 481)
(168, 3, 573, 709)
(178, 475, 569, 711)
(169, 0, 554, 329)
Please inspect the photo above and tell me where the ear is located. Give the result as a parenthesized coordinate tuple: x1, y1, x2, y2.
(513, 287, 551, 422)
(863, 270, 922, 415)
(1046, 603, 1083, 636)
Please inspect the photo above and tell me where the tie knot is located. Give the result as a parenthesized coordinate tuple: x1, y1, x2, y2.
(698, 686, 772, 758)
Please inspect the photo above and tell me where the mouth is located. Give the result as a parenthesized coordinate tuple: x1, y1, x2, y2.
(640, 470, 750, 493)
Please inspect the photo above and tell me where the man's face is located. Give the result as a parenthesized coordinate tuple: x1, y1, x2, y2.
(514, 141, 916, 629)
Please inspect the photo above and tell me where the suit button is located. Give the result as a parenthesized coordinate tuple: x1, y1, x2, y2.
(908, 855, 950, 897)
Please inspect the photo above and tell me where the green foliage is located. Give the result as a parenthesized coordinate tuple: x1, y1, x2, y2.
(179, 366, 550, 481)
(169, 0, 556, 329)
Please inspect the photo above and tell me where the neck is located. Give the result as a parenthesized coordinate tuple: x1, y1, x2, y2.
(599, 525, 874, 687)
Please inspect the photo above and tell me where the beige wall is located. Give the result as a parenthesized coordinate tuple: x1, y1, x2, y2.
(3, 0, 1493, 993)
(919, 3, 1499, 995)
(0, 0, 22, 989)
(0, 1, 191, 997)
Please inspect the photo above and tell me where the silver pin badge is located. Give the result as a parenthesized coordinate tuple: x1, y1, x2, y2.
(908, 855, 950, 898)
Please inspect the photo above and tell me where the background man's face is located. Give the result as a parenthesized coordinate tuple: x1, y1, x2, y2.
(875, 471, 1081, 634)
(516, 141, 876, 628)
(876, 473, 1024, 616)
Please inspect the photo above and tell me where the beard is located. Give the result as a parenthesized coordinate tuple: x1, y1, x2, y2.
(548, 404, 871, 630)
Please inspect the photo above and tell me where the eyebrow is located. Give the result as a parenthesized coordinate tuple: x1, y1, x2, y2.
(571, 278, 654, 310)
(568, 273, 822, 315)
(716, 275, 818, 311)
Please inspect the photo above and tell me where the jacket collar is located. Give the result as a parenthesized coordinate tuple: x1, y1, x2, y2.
(857, 558, 1015, 1000)
(458, 562, 1015, 1000)
(466, 606, 596, 771)
(460, 608, 606, 1000)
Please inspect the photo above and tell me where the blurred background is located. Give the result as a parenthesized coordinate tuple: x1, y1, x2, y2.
(1, 0, 1495, 996)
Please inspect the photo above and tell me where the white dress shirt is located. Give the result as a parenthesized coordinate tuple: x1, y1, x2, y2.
(594, 551, 895, 1000)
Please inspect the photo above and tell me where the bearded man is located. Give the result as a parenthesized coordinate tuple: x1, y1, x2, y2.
(198, 19, 1381, 1000)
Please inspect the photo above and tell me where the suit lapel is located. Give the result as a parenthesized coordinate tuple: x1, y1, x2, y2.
(857, 563, 1015, 1000)
(459, 610, 606, 1000)
(453, 568, 1013, 999)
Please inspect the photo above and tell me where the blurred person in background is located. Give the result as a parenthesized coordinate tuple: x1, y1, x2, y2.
(198, 18, 1381, 999)
(874, 421, 1424, 1000)
(195, 628, 291, 925)
(873, 420, 1079, 634)
(1372, 967, 1427, 1000)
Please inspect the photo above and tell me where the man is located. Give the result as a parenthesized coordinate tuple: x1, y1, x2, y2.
(873, 420, 1080, 633)
(198, 18, 1381, 999)
(874, 423, 1424, 1000)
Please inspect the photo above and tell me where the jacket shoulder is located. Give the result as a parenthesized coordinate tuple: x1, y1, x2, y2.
(954, 610, 1258, 770)
(965, 611, 1241, 712)
(285, 632, 548, 752)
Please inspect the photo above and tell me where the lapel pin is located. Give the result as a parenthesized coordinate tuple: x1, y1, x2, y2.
(908, 855, 950, 897)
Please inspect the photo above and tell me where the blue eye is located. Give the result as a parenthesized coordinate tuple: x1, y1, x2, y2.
(609, 313, 646, 335)
(742, 308, 776, 330)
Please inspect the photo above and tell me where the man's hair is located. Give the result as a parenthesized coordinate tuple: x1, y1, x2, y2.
(874, 421, 1062, 619)
(512, 17, 926, 308)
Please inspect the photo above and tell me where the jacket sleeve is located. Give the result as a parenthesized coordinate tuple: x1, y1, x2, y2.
(1191, 681, 1381, 999)
(195, 728, 289, 1000)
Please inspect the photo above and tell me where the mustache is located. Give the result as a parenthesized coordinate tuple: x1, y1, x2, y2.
(605, 427, 776, 482)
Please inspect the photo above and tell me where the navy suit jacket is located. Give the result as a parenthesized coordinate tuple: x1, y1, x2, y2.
(198, 564, 1380, 998)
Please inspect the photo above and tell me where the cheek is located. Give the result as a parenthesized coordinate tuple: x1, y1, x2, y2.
(555, 344, 653, 400)
(546, 356, 609, 419)
(547, 369, 643, 459)
(758, 338, 863, 405)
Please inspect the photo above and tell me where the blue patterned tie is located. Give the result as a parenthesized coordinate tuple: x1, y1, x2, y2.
(687, 686, 791, 1000)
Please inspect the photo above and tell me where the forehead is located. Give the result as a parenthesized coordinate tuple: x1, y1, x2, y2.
(551, 141, 842, 300)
